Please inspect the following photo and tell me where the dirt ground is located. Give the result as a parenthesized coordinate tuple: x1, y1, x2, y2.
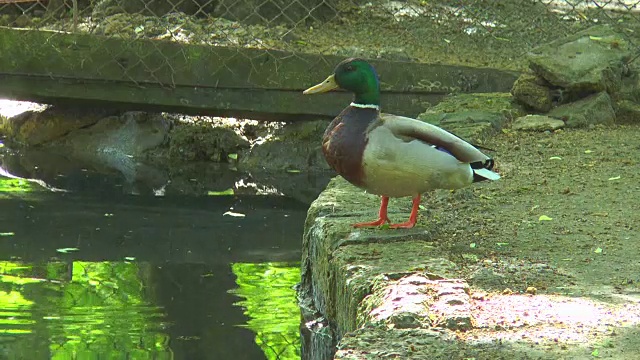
(412, 123, 640, 357)
(312, 123, 640, 359)
(290, 0, 640, 71)
(438, 124, 639, 294)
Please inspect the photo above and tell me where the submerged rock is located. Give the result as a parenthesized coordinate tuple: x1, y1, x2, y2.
(548, 92, 616, 128)
(53, 112, 170, 157)
(527, 25, 632, 96)
(512, 115, 565, 132)
(48, 111, 171, 185)
(0, 106, 113, 146)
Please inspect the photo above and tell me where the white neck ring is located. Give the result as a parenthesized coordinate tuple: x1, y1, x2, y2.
(350, 102, 380, 110)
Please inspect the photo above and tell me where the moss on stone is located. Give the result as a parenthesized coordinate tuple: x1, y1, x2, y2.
(427, 92, 525, 120)
(240, 120, 330, 171)
(169, 123, 249, 162)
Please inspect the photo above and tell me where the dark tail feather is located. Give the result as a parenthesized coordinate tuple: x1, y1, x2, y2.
(471, 159, 500, 182)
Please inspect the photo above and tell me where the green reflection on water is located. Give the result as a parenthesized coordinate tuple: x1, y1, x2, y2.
(0, 261, 172, 359)
(0, 178, 34, 193)
(231, 262, 301, 360)
(48, 262, 172, 359)
(0, 290, 35, 335)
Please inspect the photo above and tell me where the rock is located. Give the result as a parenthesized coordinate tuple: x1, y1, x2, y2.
(418, 111, 507, 142)
(239, 120, 330, 171)
(614, 100, 640, 123)
(51, 111, 169, 176)
(417, 93, 524, 142)
(512, 115, 565, 132)
(510, 73, 553, 112)
(0, 15, 11, 26)
(169, 123, 249, 162)
(300, 176, 464, 350)
(388, 312, 423, 329)
(528, 25, 632, 96)
(426, 93, 524, 119)
(0, 106, 113, 146)
(54, 112, 169, 157)
(13, 14, 32, 27)
(48, 112, 171, 184)
(548, 92, 616, 128)
(616, 63, 640, 103)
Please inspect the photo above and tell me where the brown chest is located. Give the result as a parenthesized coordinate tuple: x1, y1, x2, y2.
(321, 110, 375, 187)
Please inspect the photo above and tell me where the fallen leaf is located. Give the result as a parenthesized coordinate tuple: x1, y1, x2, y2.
(594, 247, 603, 254)
(223, 211, 245, 218)
(584, 149, 593, 154)
(549, 156, 562, 160)
(470, 243, 476, 248)
(0, 232, 14, 236)
(208, 188, 234, 196)
(286, 169, 302, 173)
(539, 215, 553, 221)
(608, 176, 621, 181)
(124, 257, 136, 261)
(228, 153, 238, 160)
(57, 247, 79, 253)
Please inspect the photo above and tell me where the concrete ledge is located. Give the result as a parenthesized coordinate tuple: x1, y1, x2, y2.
(300, 177, 463, 354)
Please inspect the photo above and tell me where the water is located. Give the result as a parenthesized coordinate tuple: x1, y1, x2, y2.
(0, 164, 323, 359)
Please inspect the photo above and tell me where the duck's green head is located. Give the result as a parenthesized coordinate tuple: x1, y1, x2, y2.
(303, 58, 380, 106)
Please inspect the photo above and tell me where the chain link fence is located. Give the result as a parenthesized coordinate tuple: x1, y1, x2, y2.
(1, 0, 640, 90)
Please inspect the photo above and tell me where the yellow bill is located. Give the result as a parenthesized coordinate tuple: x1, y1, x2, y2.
(303, 74, 339, 94)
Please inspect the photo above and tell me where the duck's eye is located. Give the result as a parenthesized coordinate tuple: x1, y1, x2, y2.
(344, 65, 355, 72)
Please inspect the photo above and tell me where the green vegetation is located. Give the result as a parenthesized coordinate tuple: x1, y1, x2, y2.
(0, 178, 35, 193)
(231, 262, 301, 360)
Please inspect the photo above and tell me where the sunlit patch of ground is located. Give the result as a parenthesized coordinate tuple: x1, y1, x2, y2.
(0, 99, 47, 118)
(467, 294, 640, 344)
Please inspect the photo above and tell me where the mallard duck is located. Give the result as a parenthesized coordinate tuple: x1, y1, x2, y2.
(303, 58, 500, 229)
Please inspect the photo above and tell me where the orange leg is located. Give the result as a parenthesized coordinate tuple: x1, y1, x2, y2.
(352, 196, 390, 228)
(389, 195, 421, 229)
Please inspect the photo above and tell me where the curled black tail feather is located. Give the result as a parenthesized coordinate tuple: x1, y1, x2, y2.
(471, 159, 497, 182)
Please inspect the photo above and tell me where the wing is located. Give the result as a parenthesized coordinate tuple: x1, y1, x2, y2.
(379, 113, 491, 164)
